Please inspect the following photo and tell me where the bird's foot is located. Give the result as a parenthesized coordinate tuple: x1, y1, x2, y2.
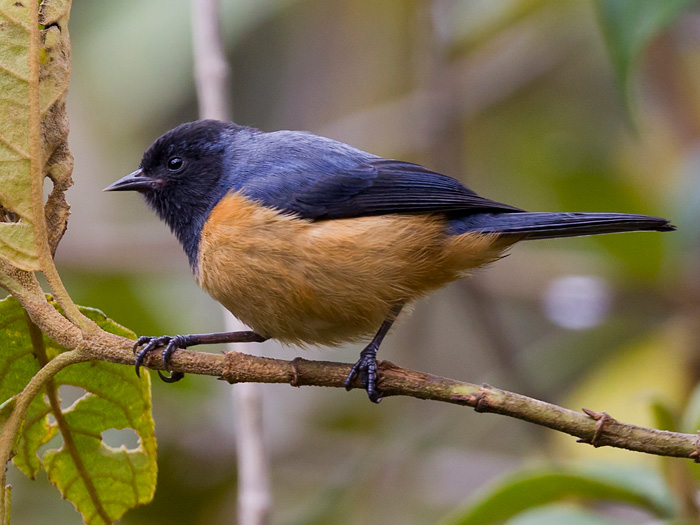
(344, 343, 382, 403)
(134, 335, 188, 383)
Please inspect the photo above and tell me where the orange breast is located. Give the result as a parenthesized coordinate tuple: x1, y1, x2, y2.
(196, 192, 514, 346)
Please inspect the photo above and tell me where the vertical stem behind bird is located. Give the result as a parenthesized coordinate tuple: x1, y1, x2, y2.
(191, 1, 272, 524)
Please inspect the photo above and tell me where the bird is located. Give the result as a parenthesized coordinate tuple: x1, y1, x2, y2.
(104, 119, 674, 402)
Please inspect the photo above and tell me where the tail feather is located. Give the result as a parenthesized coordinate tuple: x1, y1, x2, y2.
(449, 212, 675, 240)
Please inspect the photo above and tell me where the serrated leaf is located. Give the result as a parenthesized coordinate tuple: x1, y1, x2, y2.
(0, 0, 74, 270)
(440, 464, 673, 525)
(0, 296, 156, 524)
(595, 0, 693, 108)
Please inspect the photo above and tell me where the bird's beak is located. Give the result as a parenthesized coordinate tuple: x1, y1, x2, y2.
(103, 169, 159, 192)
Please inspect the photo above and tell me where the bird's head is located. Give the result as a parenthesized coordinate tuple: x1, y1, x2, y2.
(104, 119, 242, 269)
(104, 119, 237, 210)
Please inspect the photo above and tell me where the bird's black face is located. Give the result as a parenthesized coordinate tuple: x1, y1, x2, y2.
(104, 120, 240, 269)
(106, 120, 233, 201)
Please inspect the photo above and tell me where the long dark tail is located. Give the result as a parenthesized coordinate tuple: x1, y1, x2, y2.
(450, 212, 675, 240)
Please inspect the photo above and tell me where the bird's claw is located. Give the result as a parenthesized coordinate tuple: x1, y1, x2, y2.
(344, 344, 382, 403)
(134, 335, 187, 383)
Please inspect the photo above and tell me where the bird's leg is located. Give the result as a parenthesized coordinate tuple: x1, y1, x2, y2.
(345, 304, 404, 403)
(134, 331, 268, 383)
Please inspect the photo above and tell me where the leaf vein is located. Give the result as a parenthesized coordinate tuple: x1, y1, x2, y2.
(40, 82, 69, 115)
(0, 7, 30, 30)
(0, 349, 36, 389)
(79, 389, 137, 428)
(122, 447, 140, 503)
(40, 3, 70, 26)
(0, 61, 29, 82)
(89, 360, 146, 391)
(0, 235, 38, 259)
(0, 133, 30, 159)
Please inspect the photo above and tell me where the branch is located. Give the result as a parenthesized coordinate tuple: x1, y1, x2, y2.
(52, 328, 697, 462)
(8, 280, 700, 461)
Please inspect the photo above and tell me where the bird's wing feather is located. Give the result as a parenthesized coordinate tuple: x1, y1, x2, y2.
(242, 158, 521, 220)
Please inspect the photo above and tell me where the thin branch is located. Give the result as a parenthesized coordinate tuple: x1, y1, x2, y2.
(191, 1, 272, 523)
(5, 273, 700, 464)
(41, 328, 694, 462)
(232, 376, 272, 525)
(192, 0, 231, 121)
(222, 353, 700, 460)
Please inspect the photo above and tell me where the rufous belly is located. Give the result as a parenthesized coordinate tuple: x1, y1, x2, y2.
(197, 192, 513, 346)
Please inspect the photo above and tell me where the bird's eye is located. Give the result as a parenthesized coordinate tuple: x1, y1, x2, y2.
(167, 157, 184, 172)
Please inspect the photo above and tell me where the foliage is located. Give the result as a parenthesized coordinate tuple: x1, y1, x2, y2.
(0, 1, 156, 523)
(0, 0, 697, 523)
(441, 463, 675, 524)
(595, 0, 694, 105)
(443, 376, 700, 524)
(0, 297, 156, 524)
(0, 0, 72, 271)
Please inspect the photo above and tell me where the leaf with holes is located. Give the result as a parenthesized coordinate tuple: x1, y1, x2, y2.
(0, 0, 73, 271)
(0, 296, 156, 524)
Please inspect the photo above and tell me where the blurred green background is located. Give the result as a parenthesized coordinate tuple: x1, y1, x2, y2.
(9, 0, 700, 522)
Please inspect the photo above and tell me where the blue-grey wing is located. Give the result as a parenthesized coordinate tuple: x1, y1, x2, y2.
(239, 149, 521, 220)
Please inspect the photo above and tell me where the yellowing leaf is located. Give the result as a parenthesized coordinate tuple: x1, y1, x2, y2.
(0, 0, 73, 270)
(552, 320, 691, 464)
(38, 1, 73, 256)
(0, 297, 156, 524)
(0, 1, 37, 270)
(0, 222, 37, 270)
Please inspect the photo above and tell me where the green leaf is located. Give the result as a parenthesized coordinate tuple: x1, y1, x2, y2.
(679, 383, 700, 485)
(595, 0, 693, 105)
(680, 382, 700, 434)
(0, 0, 74, 271)
(505, 504, 617, 525)
(650, 399, 678, 433)
(440, 464, 674, 525)
(552, 327, 690, 464)
(13, 393, 56, 478)
(0, 296, 156, 524)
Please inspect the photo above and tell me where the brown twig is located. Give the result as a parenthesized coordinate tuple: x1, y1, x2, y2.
(6, 279, 700, 464)
(79, 331, 697, 461)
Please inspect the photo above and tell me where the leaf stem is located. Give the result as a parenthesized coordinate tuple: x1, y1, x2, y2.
(3, 485, 9, 525)
(27, 1, 91, 332)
